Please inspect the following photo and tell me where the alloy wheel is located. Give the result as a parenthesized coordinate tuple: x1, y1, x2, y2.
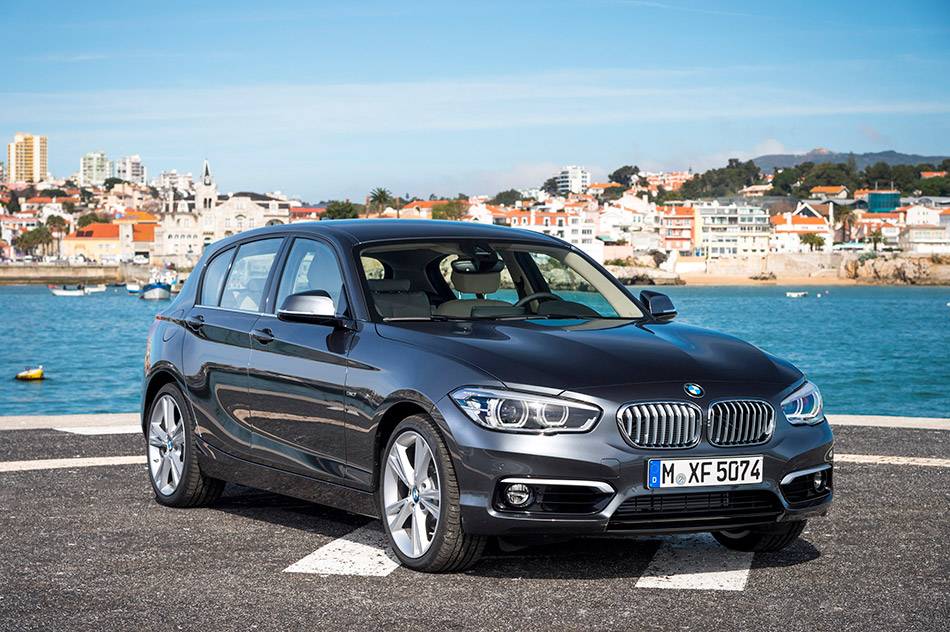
(147, 394, 186, 496)
(382, 431, 441, 558)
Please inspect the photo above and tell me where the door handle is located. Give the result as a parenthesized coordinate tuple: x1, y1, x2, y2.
(251, 328, 275, 344)
(184, 314, 204, 330)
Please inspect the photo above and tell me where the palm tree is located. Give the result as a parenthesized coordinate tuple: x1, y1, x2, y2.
(799, 232, 824, 252)
(369, 187, 392, 218)
(869, 229, 884, 252)
(836, 206, 856, 243)
(46, 215, 68, 257)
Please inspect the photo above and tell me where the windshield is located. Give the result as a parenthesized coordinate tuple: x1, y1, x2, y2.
(356, 240, 644, 321)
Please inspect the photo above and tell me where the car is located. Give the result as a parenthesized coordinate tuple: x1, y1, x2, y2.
(142, 220, 833, 572)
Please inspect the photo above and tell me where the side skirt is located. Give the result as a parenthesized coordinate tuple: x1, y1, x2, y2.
(195, 438, 378, 518)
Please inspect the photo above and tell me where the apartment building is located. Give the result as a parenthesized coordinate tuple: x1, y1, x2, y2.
(695, 202, 770, 257)
(7, 133, 48, 183)
(659, 206, 696, 253)
(116, 155, 148, 185)
(555, 165, 590, 195)
(80, 151, 114, 187)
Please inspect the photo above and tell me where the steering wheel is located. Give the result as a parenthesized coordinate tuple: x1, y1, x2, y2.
(514, 291, 560, 308)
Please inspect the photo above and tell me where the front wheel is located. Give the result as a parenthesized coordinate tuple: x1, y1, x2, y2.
(379, 414, 486, 572)
(712, 520, 807, 552)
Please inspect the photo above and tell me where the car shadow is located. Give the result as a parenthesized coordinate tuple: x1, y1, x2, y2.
(208, 485, 822, 580)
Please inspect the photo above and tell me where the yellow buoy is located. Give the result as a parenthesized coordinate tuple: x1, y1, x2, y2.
(15, 365, 44, 381)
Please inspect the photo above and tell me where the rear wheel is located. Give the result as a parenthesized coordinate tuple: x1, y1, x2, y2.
(146, 383, 224, 507)
(379, 414, 486, 572)
(712, 520, 807, 552)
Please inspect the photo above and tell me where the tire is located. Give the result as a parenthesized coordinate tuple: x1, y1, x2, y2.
(712, 520, 807, 552)
(378, 414, 486, 572)
(145, 383, 224, 508)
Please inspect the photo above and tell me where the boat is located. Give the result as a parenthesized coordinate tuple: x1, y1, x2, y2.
(48, 285, 86, 297)
(140, 282, 172, 300)
(126, 282, 141, 294)
(84, 284, 106, 293)
(15, 366, 44, 381)
(785, 291, 808, 298)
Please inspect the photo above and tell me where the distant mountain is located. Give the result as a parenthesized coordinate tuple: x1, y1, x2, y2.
(751, 148, 950, 173)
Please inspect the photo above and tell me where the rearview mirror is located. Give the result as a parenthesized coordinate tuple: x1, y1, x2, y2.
(277, 290, 338, 324)
(639, 290, 676, 321)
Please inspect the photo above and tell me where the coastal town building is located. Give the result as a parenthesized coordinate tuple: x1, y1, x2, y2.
(695, 202, 770, 258)
(769, 212, 832, 252)
(809, 185, 849, 199)
(642, 171, 695, 192)
(658, 206, 696, 254)
(738, 184, 772, 197)
(587, 182, 622, 196)
(555, 165, 590, 195)
(151, 169, 195, 193)
(115, 155, 147, 185)
(7, 133, 48, 183)
(898, 225, 950, 254)
(80, 151, 113, 187)
(61, 222, 155, 262)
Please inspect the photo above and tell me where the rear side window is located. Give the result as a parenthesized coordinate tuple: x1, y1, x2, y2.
(219, 238, 283, 312)
(199, 248, 233, 306)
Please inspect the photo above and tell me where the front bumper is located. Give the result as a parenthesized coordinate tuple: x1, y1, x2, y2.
(434, 389, 834, 537)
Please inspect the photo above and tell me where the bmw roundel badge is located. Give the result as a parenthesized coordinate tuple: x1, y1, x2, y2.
(683, 383, 704, 398)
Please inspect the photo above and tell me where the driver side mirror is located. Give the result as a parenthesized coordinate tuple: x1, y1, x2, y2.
(278, 290, 344, 326)
(639, 290, 676, 321)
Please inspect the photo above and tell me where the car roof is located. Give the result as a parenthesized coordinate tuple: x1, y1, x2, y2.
(211, 219, 565, 249)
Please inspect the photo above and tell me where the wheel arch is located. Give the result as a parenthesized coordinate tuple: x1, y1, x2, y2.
(142, 368, 188, 432)
(371, 390, 454, 490)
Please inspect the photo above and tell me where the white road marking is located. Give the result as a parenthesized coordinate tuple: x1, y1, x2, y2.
(0, 455, 146, 473)
(284, 524, 401, 577)
(635, 533, 753, 591)
(54, 425, 141, 436)
(0, 413, 139, 431)
(837, 454, 950, 467)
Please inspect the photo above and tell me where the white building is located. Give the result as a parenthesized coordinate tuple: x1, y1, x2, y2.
(80, 151, 113, 187)
(556, 165, 591, 195)
(696, 202, 771, 257)
(116, 155, 147, 185)
(151, 169, 195, 193)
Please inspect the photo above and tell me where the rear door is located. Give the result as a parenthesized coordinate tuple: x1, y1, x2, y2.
(245, 237, 352, 482)
(181, 237, 284, 458)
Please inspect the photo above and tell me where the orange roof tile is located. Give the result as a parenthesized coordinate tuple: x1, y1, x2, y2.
(133, 224, 155, 241)
(66, 223, 119, 239)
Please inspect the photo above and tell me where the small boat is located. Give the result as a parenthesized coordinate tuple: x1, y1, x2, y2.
(785, 291, 808, 298)
(48, 285, 85, 297)
(84, 284, 106, 293)
(15, 365, 44, 381)
(140, 282, 172, 300)
(126, 282, 141, 294)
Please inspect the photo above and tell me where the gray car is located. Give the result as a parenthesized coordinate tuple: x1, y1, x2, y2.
(142, 220, 833, 572)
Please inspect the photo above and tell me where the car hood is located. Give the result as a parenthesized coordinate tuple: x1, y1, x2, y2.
(376, 318, 802, 392)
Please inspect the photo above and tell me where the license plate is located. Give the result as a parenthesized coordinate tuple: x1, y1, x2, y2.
(647, 456, 763, 489)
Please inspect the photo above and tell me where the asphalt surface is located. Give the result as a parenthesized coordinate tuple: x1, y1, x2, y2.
(0, 424, 947, 631)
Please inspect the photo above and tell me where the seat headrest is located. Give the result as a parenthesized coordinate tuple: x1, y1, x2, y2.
(451, 270, 500, 295)
(368, 278, 411, 292)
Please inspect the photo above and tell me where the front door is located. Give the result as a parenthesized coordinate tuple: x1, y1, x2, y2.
(246, 237, 351, 482)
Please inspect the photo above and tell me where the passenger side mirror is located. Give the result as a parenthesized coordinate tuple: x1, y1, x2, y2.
(277, 290, 340, 325)
(639, 290, 677, 321)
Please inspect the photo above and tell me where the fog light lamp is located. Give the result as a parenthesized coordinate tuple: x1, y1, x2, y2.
(813, 470, 826, 492)
(504, 483, 534, 508)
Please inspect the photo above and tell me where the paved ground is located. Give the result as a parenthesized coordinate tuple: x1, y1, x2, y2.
(0, 420, 947, 631)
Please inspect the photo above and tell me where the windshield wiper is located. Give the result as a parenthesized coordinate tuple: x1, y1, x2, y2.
(381, 315, 467, 322)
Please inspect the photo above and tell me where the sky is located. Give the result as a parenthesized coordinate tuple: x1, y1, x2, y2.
(2, 0, 949, 202)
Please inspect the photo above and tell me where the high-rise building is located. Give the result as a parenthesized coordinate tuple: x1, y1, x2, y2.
(7, 133, 48, 183)
(80, 151, 114, 187)
(116, 155, 147, 185)
(0, 161, 5, 182)
(556, 165, 591, 195)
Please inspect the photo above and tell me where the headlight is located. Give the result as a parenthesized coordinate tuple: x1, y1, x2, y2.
(450, 387, 601, 433)
(781, 381, 824, 425)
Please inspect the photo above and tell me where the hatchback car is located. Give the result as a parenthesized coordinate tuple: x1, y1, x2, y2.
(142, 220, 833, 572)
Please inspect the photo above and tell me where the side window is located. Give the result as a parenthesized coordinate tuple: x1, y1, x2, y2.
(219, 238, 282, 312)
(199, 248, 234, 306)
(275, 238, 345, 312)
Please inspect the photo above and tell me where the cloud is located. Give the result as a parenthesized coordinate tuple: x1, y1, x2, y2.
(860, 123, 892, 146)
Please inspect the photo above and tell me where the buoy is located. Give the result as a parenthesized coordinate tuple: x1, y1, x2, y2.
(15, 365, 44, 381)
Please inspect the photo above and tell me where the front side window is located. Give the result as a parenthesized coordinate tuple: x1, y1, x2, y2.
(199, 247, 234, 305)
(275, 238, 345, 312)
(219, 238, 282, 311)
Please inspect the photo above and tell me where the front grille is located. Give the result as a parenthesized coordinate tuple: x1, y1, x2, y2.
(708, 400, 774, 446)
(617, 402, 702, 449)
(607, 490, 781, 531)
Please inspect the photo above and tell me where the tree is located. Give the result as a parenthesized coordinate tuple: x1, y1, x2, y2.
(42, 188, 67, 198)
(799, 232, 824, 252)
(869, 229, 884, 252)
(15, 225, 53, 256)
(369, 187, 392, 218)
(5, 193, 21, 214)
(46, 215, 68, 256)
(103, 177, 127, 191)
(608, 165, 640, 188)
(431, 199, 468, 221)
(679, 159, 759, 198)
(602, 186, 625, 202)
(489, 189, 522, 206)
(835, 206, 856, 243)
(63, 201, 75, 214)
(322, 200, 361, 220)
(78, 212, 110, 229)
(542, 177, 559, 196)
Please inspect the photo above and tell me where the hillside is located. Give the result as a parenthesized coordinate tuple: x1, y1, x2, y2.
(752, 148, 950, 173)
